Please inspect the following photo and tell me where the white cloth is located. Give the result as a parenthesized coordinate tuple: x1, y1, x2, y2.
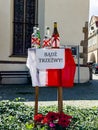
(26, 48, 47, 86)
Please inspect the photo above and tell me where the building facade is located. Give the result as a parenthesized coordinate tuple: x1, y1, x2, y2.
(0, 0, 89, 83)
(88, 16, 98, 63)
(80, 22, 88, 65)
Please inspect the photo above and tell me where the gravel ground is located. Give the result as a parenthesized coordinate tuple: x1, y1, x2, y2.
(24, 100, 98, 108)
(0, 80, 98, 108)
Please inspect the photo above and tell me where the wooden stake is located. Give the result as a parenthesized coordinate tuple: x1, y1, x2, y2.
(58, 87, 63, 112)
(34, 86, 39, 115)
(34, 86, 63, 114)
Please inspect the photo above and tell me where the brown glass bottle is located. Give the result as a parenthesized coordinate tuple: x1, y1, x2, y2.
(51, 22, 60, 48)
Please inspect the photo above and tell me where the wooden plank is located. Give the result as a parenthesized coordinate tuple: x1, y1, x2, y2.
(34, 86, 39, 115)
(57, 87, 63, 112)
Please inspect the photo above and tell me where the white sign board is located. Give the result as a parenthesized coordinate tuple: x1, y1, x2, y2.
(36, 49, 65, 69)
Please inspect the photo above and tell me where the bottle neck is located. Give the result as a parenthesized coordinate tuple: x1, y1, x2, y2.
(32, 27, 37, 35)
(37, 27, 41, 39)
(45, 27, 50, 38)
(53, 22, 59, 36)
(54, 22, 57, 28)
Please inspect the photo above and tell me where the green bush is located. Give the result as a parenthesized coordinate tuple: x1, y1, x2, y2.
(0, 100, 98, 130)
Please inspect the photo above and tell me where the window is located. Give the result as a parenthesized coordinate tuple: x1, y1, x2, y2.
(13, 0, 36, 56)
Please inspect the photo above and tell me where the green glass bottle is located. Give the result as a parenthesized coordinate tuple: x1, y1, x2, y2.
(36, 27, 41, 48)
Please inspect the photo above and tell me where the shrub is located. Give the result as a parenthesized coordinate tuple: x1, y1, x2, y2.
(0, 101, 98, 130)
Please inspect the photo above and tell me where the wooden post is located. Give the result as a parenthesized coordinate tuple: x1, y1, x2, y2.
(34, 86, 39, 115)
(58, 87, 63, 112)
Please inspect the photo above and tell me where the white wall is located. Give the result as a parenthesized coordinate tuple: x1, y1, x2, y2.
(38, 0, 45, 41)
(43, 0, 89, 45)
(75, 66, 90, 83)
(0, 0, 27, 62)
(0, 0, 28, 77)
(0, 0, 11, 60)
(0, 0, 89, 62)
(0, 0, 89, 75)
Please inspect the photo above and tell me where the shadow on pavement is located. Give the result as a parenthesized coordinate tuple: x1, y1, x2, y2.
(0, 80, 98, 101)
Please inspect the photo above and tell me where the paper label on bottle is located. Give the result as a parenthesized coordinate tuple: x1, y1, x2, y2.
(51, 36, 60, 48)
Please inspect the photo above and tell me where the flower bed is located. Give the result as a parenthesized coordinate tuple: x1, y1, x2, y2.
(0, 100, 98, 130)
(33, 112, 72, 129)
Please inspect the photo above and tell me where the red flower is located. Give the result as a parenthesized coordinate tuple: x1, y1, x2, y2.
(45, 112, 58, 122)
(34, 112, 72, 129)
(57, 112, 72, 127)
(58, 112, 72, 120)
(58, 117, 71, 127)
(42, 117, 49, 124)
(34, 113, 44, 122)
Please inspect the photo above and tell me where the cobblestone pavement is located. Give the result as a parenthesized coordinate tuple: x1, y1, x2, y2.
(0, 80, 98, 107)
